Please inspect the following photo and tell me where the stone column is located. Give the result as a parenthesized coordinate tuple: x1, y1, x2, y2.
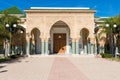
(71, 38, 76, 54)
(76, 38, 79, 54)
(45, 38, 49, 55)
(84, 45, 87, 54)
(26, 33, 30, 56)
(115, 47, 118, 57)
(90, 37, 96, 54)
(88, 42, 91, 54)
(94, 44, 97, 55)
(91, 43, 94, 54)
(41, 38, 45, 55)
(101, 46, 105, 53)
(4, 39, 9, 57)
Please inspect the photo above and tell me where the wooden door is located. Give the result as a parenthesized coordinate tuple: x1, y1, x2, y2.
(53, 33, 66, 54)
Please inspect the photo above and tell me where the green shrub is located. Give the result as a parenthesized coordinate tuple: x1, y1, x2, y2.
(0, 57, 11, 62)
(10, 55, 19, 59)
(0, 55, 3, 59)
(100, 53, 113, 58)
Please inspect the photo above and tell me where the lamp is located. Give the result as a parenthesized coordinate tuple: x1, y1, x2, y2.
(106, 23, 117, 56)
(5, 23, 17, 55)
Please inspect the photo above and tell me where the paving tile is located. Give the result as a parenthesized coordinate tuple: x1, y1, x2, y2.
(0, 57, 54, 80)
(48, 57, 88, 80)
(68, 57, 120, 80)
(1, 55, 120, 80)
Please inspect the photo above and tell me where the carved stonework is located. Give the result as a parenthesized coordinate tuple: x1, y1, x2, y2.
(25, 8, 96, 55)
(26, 12, 95, 38)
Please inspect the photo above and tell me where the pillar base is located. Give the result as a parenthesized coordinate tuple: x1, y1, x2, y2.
(24, 54, 30, 57)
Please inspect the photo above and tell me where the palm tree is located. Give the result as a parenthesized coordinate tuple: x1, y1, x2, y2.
(0, 24, 9, 40)
(99, 17, 116, 56)
(94, 25, 99, 54)
(114, 14, 120, 53)
(0, 11, 20, 57)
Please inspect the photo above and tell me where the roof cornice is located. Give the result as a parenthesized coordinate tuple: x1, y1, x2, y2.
(30, 7, 90, 10)
(25, 9, 96, 13)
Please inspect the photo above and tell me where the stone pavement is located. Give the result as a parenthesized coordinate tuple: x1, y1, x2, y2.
(48, 57, 88, 80)
(68, 56, 120, 80)
(0, 57, 54, 80)
(0, 55, 120, 80)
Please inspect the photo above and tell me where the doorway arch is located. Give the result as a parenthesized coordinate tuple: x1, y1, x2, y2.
(80, 28, 89, 54)
(30, 28, 41, 54)
(50, 20, 71, 54)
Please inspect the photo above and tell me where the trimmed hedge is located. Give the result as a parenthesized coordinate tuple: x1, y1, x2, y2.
(0, 54, 21, 63)
(100, 53, 113, 58)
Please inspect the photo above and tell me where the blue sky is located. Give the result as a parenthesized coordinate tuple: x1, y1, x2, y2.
(0, 0, 120, 17)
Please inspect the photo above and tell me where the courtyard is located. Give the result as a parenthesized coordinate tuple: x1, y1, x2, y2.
(0, 55, 120, 80)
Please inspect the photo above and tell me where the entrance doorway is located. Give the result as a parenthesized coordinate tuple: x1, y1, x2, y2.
(53, 33, 66, 53)
(50, 20, 70, 54)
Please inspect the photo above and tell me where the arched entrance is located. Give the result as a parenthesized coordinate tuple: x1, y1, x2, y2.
(30, 28, 41, 54)
(50, 20, 70, 54)
(80, 28, 89, 54)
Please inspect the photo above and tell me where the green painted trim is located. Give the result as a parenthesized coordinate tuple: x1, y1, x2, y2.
(26, 41, 30, 56)
(41, 42, 44, 54)
(76, 42, 79, 54)
(72, 42, 75, 54)
(91, 44, 94, 54)
(88, 43, 90, 54)
(99, 47, 102, 53)
(84, 45, 87, 54)
(69, 45, 72, 53)
(94, 45, 97, 54)
(102, 46, 105, 53)
(116, 47, 118, 54)
(45, 42, 49, 55)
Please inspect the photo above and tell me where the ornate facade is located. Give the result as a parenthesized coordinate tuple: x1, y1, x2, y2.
(25, 7, 96, 55)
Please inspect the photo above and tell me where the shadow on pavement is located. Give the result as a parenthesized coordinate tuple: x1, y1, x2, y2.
(0, 65, 6, 69)
(0, 70, 8, 73)
(0, 56, 26, 64)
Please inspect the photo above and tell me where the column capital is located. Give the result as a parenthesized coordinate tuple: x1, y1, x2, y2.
(71, 38, 80, 42)
(26, 35, 31, 42)
(41, 38, 45, 42)
(76, 38, 79, 42)
(90, 37, 96, 44)
(44, 38, 49, 42)
(26, 31, 31, 37)
(71, 38, 76, 42)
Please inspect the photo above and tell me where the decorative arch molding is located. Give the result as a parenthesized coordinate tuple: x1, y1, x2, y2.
(79, 27, 90, 38)
(49, 20, 71, 54)
(52, 20, 69, 26)
(31, 27, 41, 35)
(30, 27, 40, 33)
(80, 28, 89, 33)
(26, 27, 41, 38)
(30, 27, 41, 54)
(80, 28, 89, 43)
(47, 19, 73, 38)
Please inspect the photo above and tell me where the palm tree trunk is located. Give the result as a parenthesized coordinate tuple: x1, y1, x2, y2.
(95, 35, 99, 54)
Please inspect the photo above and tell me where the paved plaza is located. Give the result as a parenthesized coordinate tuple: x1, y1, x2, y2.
(0, 55, 120, 80)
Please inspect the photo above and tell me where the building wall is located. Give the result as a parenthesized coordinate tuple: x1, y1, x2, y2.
(25, 11, 95, 55)
(26, 12, 94, 38)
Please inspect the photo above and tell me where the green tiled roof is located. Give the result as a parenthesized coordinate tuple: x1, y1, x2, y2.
(20, 15, 26, 18)
(0, 6, 23, 14)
